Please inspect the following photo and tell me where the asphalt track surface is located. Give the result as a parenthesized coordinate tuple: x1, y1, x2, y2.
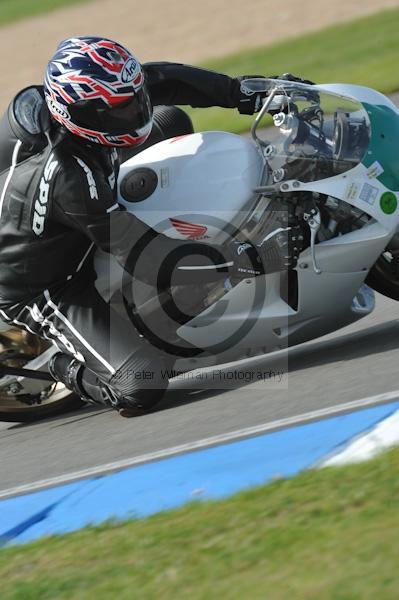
(2, 92, 399, 495)
(0, 291, 398, 494)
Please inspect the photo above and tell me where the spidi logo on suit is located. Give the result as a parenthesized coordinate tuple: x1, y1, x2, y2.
(32, 153, 58, 236)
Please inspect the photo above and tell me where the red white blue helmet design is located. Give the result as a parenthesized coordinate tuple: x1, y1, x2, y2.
(44, 36, 153, 147)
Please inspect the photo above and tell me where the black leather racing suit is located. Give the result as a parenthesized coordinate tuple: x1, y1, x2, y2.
(0, 62, 263, 410)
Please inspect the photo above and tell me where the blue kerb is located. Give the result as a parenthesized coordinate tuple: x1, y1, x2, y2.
(1, 400, 398, 546)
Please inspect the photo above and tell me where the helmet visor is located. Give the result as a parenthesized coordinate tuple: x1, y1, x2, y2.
(68, 87, 153, 136)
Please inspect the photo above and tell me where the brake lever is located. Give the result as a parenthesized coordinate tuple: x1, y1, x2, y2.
(303, 209, 322, 274)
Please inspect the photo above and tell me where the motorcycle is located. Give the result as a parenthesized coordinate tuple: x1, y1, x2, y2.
(1, 78, 399, 422)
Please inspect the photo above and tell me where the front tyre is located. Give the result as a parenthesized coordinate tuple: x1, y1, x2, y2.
(366, 250, 399, 301)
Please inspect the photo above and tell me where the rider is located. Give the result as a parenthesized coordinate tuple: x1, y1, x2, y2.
(0, 36, 303, 416)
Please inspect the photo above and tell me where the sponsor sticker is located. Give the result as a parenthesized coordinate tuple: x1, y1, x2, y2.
(345, 181, 361, 202)
(160, 168, 169, 188)
(380, 191, 398, 215)
(359, 182, 379, 206)
(367, 161, 384, 179)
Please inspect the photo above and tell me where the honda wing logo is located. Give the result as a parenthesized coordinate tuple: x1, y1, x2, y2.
(169, 217, 210, 240)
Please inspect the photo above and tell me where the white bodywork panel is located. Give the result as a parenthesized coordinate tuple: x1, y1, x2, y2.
(117, 132, 264, 243)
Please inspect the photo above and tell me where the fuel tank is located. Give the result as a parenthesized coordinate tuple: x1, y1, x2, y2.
(117, 131, 264, 243)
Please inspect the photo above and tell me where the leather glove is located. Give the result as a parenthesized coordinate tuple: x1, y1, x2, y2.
(237, 75, 267, 114)
(230, 226, 304, 278)
(237, 74, 315, 114)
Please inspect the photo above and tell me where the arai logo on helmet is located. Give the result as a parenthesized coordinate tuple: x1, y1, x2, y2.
(121, 58, 140, 83)
(47, 98, 69, 120)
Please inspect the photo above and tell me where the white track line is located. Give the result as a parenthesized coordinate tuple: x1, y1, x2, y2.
(1, 390, 399, 500)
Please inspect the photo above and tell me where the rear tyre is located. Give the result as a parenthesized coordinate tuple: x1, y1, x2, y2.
(0, 329, 86, 422)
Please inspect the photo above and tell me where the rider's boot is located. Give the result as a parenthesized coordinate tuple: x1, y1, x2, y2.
(48, 352, 167, 417)
(48, 352, 93, 403)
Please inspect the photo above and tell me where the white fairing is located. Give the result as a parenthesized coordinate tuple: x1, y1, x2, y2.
(118, 132, 264, 243)
(95, 83, 399, 371)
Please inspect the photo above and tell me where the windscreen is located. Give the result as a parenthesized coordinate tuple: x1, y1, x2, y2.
(244, 79, 371, 184)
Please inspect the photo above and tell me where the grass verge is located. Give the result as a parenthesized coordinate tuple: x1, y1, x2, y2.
(0, 0, 92, 28)
(1, 445, 399, 599)
(1, 5, 397, 135)
(185, 8, 399, 134)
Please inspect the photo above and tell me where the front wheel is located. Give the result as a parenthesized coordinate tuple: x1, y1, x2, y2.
(366, 250, 399, 301)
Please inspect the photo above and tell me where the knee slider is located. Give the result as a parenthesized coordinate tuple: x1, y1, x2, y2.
(108, 352, 169, 410)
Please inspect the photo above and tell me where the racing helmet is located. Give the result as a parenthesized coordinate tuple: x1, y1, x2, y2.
(44, 36, 153, 147)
